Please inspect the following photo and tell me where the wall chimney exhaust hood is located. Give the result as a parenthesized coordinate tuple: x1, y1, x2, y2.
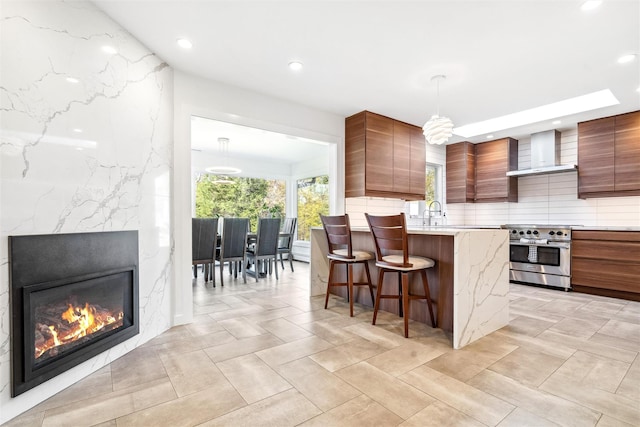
(506, 129, 577, 177)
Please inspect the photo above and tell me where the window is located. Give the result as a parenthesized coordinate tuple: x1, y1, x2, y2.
(296, 175, 329, 241)
(194, 175, 285, 232)
(425, 163, 442, 206)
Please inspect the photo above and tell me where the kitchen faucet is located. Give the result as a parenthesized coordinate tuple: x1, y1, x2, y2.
(425, 200, 442, 226)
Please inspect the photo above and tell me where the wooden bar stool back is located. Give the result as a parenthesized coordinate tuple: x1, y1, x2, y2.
(320, 214, 375, 317)
(365, 213, 436, 337)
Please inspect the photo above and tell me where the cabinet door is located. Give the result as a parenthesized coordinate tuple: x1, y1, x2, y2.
(365, 113, 394, 193)
(392, 121, 411, 194)
(614, 111, 640, 192)
(409, 126, 426, 196)
(345, 112, 366, 198)
(578, 116, 615, 197)
(475, 138, 517, 202)
(572, 231, 640, 296)
(446, 142, 475, 203)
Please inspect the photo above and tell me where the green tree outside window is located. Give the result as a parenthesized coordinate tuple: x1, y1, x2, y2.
(297, 175, 329, 241)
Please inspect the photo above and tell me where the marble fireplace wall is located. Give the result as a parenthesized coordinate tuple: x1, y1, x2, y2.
(0, 1, 173, 422)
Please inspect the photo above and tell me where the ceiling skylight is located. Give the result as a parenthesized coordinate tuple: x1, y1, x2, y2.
(453, 89, 619, 138)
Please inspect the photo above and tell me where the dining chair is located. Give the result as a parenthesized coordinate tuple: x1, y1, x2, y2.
(246, 217, 281, 281)
(365, 213, 436, 338)
(320, 214, 375, 317)
(192, 218, 218, 283)
(216, 217, 249, 286)
(278, 217, 297, 272)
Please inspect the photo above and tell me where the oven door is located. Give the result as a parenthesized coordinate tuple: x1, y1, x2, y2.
(509, 242, 570, 277)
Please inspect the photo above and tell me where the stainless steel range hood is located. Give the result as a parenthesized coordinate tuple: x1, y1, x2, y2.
(506, 129, 577, 177)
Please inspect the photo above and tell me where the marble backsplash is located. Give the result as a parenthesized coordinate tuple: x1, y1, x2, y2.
(0, 1, 173, 422)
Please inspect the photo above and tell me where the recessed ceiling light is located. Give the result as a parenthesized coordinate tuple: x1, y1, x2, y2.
(581, 1, 602, 11)
(637, 86, 640, 93)
(177, 38, 193, 49)
(66, 77, 79, 83)
(101, 45, 117, 54)
(453, 89, 619, 138)
(288, 61, 303, 71)
(617, 54, 637, 64)
(486, 134, 494, 139)
(73, 128, 83, 133)
(552, 120, 562, 125)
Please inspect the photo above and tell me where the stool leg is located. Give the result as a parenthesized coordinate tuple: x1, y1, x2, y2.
(364, 261, 374, 307)
(372, 268, 385, 325)
(397, 271, 403, 317)
(420, 269, 436, 327)
(348, 263, 354, 317)
(402, 273, 410, 338)
(325, 260, 335, 309)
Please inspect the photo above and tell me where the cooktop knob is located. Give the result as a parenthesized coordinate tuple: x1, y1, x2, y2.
(533, 230, 539, 235)
(526, 230, 532, 235)
(549, 231, 556, 235)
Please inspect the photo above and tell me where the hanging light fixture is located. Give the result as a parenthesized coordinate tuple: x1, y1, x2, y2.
(423, 75, 454, 145)
(205, 137, 241, 183)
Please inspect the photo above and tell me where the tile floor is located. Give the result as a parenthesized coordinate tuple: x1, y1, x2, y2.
(4, 261, 640, 426)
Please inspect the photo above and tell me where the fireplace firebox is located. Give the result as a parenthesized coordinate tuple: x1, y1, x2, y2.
(9, 231, 139, 397)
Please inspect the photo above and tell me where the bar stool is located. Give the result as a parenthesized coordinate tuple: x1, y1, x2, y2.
(365, 213, 436, 338)
(320, 214, 375, 317)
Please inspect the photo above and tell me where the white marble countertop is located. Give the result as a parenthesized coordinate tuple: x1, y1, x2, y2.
(571, 226, 640, 231)
(350, 226, 505, 236)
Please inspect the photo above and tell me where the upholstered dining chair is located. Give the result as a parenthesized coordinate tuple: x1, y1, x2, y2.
(192, 218, 218, 283)
(278, 217, 297, 272)
(247, 217, 281, 282)
(216, 217, 249, 286)
(365, 213, 436, 338)
(320, 213, 375, 317)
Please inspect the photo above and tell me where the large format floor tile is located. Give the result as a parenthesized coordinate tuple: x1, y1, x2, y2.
(4, 262, 640, 427)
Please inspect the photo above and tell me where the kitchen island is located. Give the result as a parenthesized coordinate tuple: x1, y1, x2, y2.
(310, 226, 510, 349)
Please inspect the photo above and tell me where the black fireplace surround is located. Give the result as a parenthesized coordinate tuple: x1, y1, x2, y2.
(9, 231, 139, 396)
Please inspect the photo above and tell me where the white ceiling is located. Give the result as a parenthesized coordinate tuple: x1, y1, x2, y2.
(190, 116, 329, 163)
(94, 0, 640, 160)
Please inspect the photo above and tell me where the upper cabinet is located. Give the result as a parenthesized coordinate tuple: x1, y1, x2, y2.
(446, 141, 475, 203)
(578, 110, 640, 199)
(345, 111, 425, 200)
(475, 137, 518, 202)
(446, 138, 518, 203)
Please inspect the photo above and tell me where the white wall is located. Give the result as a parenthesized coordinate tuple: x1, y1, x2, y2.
(173, 70, 345, 325)
(446, 129, 640, 227)
(0, 1, 173, 422)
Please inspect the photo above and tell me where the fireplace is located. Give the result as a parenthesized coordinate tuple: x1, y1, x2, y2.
(9, 231, 139, 397)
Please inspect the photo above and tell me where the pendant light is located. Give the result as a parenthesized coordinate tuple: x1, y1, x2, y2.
(206, 137, 241, 184)
(423, 75, 454, 145)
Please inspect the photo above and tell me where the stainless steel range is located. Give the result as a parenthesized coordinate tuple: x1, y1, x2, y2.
(502, 224, 573, 290)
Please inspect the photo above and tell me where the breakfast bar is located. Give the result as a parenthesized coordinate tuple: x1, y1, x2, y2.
(310, 226, 510, 349)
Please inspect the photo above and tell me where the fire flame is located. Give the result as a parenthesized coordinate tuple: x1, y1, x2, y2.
(35, 302, 124, 360)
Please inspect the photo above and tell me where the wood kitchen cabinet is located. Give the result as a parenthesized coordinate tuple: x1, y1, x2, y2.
(578, 110, 640, 199)
(572, 230, 640, 301)
(446, 141, 476, 203)
(345, 111, 426, 200)
(474, 137, 518, 202)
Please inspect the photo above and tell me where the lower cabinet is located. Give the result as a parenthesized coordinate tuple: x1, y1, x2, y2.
(571, 230, 640, 301)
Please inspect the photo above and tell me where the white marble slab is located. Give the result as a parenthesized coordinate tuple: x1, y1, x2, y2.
(451, 229, 510, 349)
(310, 227, 510, 349)
(0, 1, 173, 422)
